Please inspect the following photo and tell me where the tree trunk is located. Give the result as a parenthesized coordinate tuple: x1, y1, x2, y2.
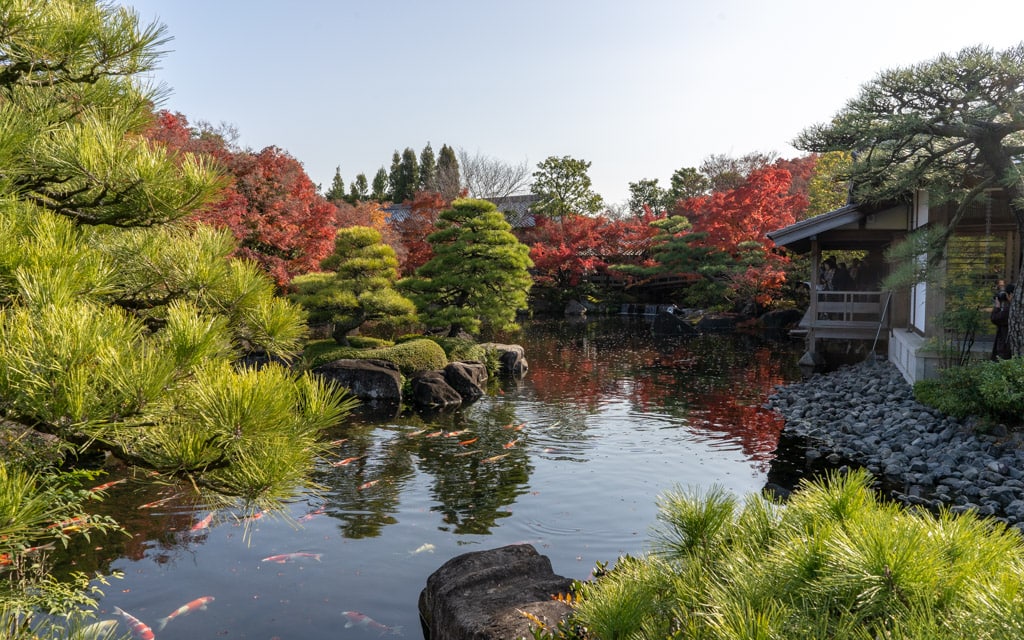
(1010, 270, 1024, 357)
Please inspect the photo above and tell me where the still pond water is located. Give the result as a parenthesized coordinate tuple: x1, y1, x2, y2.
(59, 317, 805, 639)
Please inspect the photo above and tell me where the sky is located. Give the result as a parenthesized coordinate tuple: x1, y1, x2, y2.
(122, 0, 1024, 206)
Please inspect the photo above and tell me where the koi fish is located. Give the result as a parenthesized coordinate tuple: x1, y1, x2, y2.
(156, 595, 214, 631)
(445, 430, 470, 437)
(358, 479, 380, 490)
(458, 437, 478, 446)
(299, 506, 325, 522)
(113, 606, 155, 640)
(261, 552, 322, 564)
(329, 438, 348, 446)
(452, 450, 476, 457)
(190, 512, 214, 531)
(481, 453, 509, 464)
(424, 431, 444, 438)
(47, 515, 87, 531)
(342, 610, 403, 636)
(410, 543, 435, 555)
(138, 493, 180, 509)
(405, 429, 427, 438)
(503, 439, 518, 449)
(503, 423, 526, 431)
(89, 478, 127, 493)
(331, 456, 365, 467)
(244, 511, 263, 522)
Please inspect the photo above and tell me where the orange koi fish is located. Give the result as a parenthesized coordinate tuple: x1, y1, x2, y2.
(331, 456, 365, 467)
(358, 479, 380, 490)
(342, 610, 403, 636)
(299, 506, 326, 522)
(445, 430, 470, 437)
(113, 606, 155, 640)
(190, 512, 214, 531)
(405, 429, 427, 438)
(156, 595, 214, 631)
(481, 453, 509, 464)
(89, 478, 127, 493)
(261, 552, 322, 564)
(458, 437, 478, 446)
(424, 431, 444, 438)
(503, 439, 518, 449)
(244, 511, 263, 522)
(47, 515, 87, 531)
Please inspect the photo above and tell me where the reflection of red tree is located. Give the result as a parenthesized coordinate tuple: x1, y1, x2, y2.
(524, 331, 794, 465)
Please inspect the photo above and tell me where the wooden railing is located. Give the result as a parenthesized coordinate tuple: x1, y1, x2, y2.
(794, 290, 891, 341)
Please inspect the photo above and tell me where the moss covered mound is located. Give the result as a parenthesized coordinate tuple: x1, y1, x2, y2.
(308, 338, 448, 377)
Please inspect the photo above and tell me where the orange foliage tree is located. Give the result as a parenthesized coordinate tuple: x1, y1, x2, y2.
(394, 191, 447, 276)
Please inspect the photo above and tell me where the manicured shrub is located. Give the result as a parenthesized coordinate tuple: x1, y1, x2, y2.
(914, 359, 1024, 427)
(346, 335, 394, 349)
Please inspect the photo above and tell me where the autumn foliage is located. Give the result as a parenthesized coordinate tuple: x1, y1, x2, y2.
(145, 111, 337, 286)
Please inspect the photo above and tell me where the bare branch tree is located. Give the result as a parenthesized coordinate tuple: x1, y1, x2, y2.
(457, 149, 532, 200)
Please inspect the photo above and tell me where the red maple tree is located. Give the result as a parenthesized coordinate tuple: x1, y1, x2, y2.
(394, 191, 447, 276)
(144, 111, 337, 286)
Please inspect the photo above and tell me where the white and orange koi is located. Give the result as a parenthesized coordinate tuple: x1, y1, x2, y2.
(342, 610, 403, 636)
(89, 478, 127, 493)
(331, 455, 365, 467)
(424, 431, 444, 438)
(190, 512, 214, 531)
(261, 552, 322, 564)
(329, 438, 348, 446)
(358, 479, 380, 491)
(502, 423, 526, 431)
(405, 429, 427, 438)
(481, 453, 509, 464)
(47, 515, 87, 531)
(138, 493, 180, 509)
(113, 606, 156, 640)
(156, 595, 214, 631)
(445, 430, 470, 437)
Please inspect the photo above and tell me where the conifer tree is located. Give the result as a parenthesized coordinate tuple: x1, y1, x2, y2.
(371, 167, 389, 201)
(289, 226, 416, 344)
(392, 147, 420, 203)
(419, 143, 438, 192)
(388, 151, 401, 201)
(348, 173, 369, 202)
(401, 199, 533, 337)
(325, 166, 346, 201)
(437, 144, 461, 201)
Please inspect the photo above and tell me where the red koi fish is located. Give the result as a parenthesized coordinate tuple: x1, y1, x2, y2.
(358, 479, 380, 491)
(458, 437, 478, 446)
(261, 552, 322, 564)
(113, 606, 155, 640)
(342, 610, 403, 636)
(156, 595, 214, 631)
(190, 512, 214, 531)
(89, 478, 127, 493)
(481, 453, 509, 464)
(299, 506, 325, 522)
(331, 456, 365, 467)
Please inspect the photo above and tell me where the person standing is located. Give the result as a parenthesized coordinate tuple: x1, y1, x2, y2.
(991, 284, 1015, 360)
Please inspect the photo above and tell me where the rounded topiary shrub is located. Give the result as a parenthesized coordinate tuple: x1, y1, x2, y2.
(309, 338, 447, 377)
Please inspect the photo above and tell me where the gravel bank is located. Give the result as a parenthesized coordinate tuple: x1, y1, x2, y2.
(765, 358, 1024, 529)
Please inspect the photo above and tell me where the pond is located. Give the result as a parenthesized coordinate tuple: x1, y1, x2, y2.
(56, 316, 805, 639)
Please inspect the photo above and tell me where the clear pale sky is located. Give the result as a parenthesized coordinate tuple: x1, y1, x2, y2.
(123, 0, 1024, 205)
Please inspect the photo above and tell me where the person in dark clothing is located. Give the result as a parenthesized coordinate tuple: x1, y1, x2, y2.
(991, 284, 1015, 360)
(832, 263, 854, 291)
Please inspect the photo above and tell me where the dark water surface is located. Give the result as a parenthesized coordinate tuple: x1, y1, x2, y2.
(58, 317, 804, 639)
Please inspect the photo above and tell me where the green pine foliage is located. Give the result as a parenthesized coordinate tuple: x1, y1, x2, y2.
(569, 470, 1024, 639)
(289, 225, 417, 344)
(401, 198, 533, 337)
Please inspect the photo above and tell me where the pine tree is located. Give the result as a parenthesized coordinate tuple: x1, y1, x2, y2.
(401, 199, 533, 336)
(348, 173, 369, 202)
(392, 147, 420, 203)
(419, 143, 438, 192)
(437, 144, 461, 201)
(289, 226, 416, 344)
(388, 151, 401, 201)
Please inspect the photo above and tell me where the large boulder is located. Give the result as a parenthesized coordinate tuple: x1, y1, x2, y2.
(410, 371, 463, 409)
(651, 310, 699, 336)
(419, 544, 574, 640)
(480, 343, 528, 378)
(564, 299, 587, 316)
(311, 358, 402, 404)
(443, 361, 488, 402)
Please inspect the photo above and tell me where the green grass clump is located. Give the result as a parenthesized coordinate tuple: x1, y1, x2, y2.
(567, 469, 1024, 639)
(307, 338, 447, 376)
